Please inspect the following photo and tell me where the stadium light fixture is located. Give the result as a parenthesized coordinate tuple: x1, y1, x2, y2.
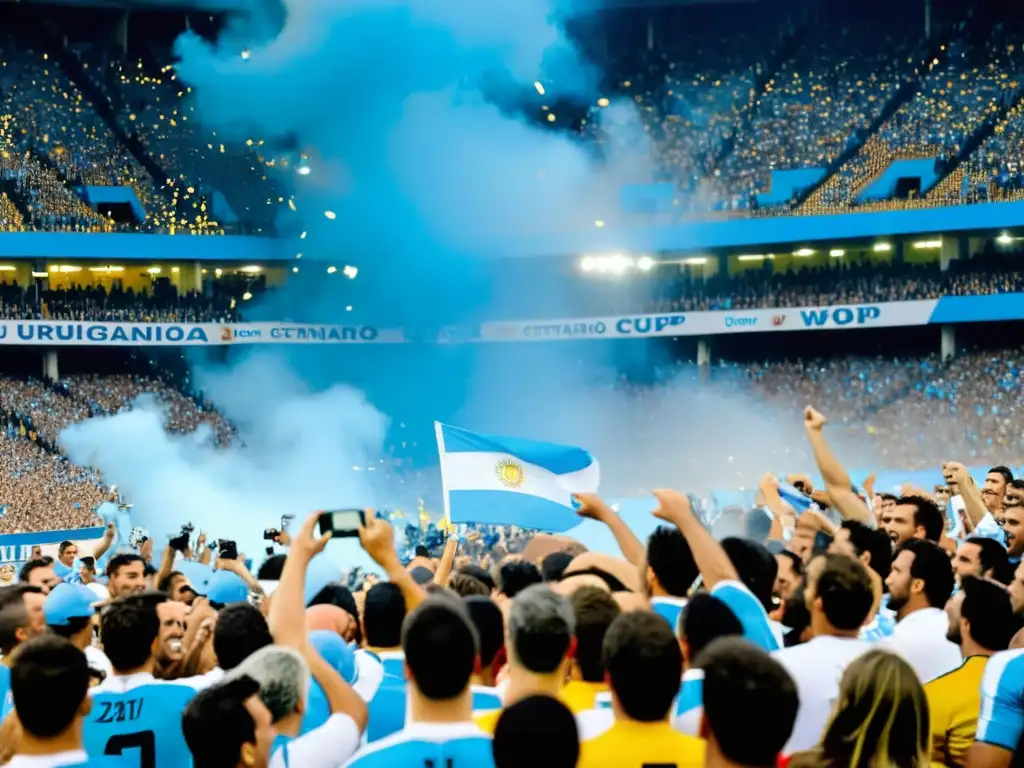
(637, 256, 655, 271)
(57, 266, 81, 273)
(997, 232, 1013, 245)
(683, 257, 708, 265)
(346, 306, 353, 312)
(872, 243, 891, 252)
(0, 266, 14, 272)
(829, 249, 845, 257)
(737, 254, 765, 261)
(292, 267, 299, 273)
(214, 269, 223, 277)
(597, 97, 610, 107)
(171, 267, 180, 274)
(534, 82, 546, 96)
(147, 267, 161, 275)
(912, 240, 941, 249)
(242, 292, 253, 301)
(239, 265, 262, 273)
(343, 265, 359, 279)
(327, 266, 338, 274)
(31, 272, 47, 278)
(793, 248, 815, 257)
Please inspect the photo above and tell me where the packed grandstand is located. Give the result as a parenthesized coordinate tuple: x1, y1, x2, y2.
(0, 1, 1024, 768)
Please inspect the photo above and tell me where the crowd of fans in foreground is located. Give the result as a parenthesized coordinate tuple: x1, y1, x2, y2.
(2, 397, 1024, 767)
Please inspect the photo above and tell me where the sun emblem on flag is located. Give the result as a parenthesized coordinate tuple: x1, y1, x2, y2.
(495, 458, 525, 488)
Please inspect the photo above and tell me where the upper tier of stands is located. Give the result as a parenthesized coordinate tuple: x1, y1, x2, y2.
(0, 1, 1022, 232)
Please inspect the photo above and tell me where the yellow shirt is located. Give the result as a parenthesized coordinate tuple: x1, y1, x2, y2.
(475, 684, 602, 733)
(578, 720, 704, 768)
(924, 655, 988, 767)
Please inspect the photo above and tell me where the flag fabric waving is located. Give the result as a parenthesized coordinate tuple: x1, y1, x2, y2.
(434, 422, 600, 532)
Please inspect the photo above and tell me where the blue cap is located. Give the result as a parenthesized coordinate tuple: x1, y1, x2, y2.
(176, 561, 215, 594)
(205, 570, 250, 606)
(44, 583, 99, 627)
(308, 629, 357, 684)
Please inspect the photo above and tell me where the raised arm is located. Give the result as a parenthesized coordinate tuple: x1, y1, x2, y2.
(574, 493, 647, 567)
(358, 513, 426, 613)
(804, 406, 875, 527)
(269, 512, 332, 651)
(652, 489, 738, 590)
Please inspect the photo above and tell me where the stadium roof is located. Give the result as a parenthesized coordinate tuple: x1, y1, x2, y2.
(20, 0, 758, 11)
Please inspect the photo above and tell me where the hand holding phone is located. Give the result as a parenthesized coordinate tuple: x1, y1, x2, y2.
(317, 509, 366, 538)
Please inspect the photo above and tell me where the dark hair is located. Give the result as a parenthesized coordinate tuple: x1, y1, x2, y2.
(18, 559, 53, 585)
(157, 571, 184, 593)
(841, 521, 893, 582)
(414, 545, 430, 558)
(960, 576, 1015, 653)
(813, 554, 874, 631)
(776, 550, 804, 582)
(363, 582, 406, 649)
(646, 527, 698, 597)
(498, 561, 543, 599)
(570, 586, 621, 683)
(403, 599, 478, 700)
(603, 612, 682, 721)
(989, 466, 1015, 485)
(213, 603, 273, 670)
(463, 596, 504, 669)
(541, 552, 574, 583)
(58, 541, 76, 556)
(0, 585, 42, 654)
(898, 540, 955, 609)
(308, 582, 360, 625)
(50, 616, 93, 640)
(493, 696, 579, 768)
(781, 586, 811, 647)
(680, 593, 743, 659)
(256, 554, 286, 581)
(896, 496, 944, 543)
(965, 537, 1013, 584)
(183, 675, 262, 768)
(11, 635, 90, 738)
(100, 596, 161, 672)
(459, 565, 496, 593)
(78, 556, 96, 571)
(721, 537, 778, 612)
(560, 567, 630, 593)
(449, 573, 490, 598)
(697, 637, 798, 765)
(105, 552, 145, 579)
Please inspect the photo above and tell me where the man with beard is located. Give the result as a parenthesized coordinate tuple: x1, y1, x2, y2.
(879, 496, 945, 549)
(881, 539, 960, 682)
(926, 577, 1014, 766)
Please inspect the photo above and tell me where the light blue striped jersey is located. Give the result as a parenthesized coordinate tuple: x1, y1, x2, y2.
(710, 580, 780, 651)
(344, 722, 494, 768)
(650, 597, 688, 633)
(977, 648, 1024, 751)
(0, 665, 10, 720)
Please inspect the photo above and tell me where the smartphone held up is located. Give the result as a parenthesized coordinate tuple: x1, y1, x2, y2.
(317, 509, 366, 538)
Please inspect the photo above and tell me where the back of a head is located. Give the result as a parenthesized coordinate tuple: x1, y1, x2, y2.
(0, 584, 34, 655)
(493, 695, 580, 768)
(818, 649, 929, 768)
(499, 560, 543, 598)
(813, 554, 874, 631)
(363, 581, 406, 649)
(459, 565, 496, 593)
(646, 526, 698, 597)
(232, 645, 311, 724)
(307, 582, 360, 622)
(961, 576, 1015, 653)
(449, 573, 491, 598)
(570, 586, 621, 683)
(257, 555, 286, 581)
(508, 585, 575, 675)
(603, 611, 682, 722)
(183, 675, 263, 768)
(680, 593, 743, 658)
(541, 552, 574, 583)
(214, 603, 274, 671)
(721, 537, 778, 612)
(11, 635, 89, 739)
(403, 597, 479, 701)
(697, 637, 798, 766)
(842, 521, 893, 582)
(464, 595, 505, 669)
(900, 539, 955, 609)
(100, 595, 161, 673)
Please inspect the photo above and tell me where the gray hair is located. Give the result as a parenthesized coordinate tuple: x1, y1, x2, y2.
(230, 645, 311, 723)
(507, 585, 576, 674)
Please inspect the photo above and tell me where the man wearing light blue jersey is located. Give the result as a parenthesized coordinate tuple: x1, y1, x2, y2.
(970, 648, 1024, 768)
(84, 594, 205, 768)
(359, 582, 409, 742)
(344, 598, 493, 768)
(8, 635, 123, 768)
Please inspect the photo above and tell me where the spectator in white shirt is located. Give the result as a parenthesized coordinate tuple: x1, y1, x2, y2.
(773, 554, 875, 753)
(232, 644, 367, 768)
(881, 540, 960, 682)
(6, 635, 92, 768)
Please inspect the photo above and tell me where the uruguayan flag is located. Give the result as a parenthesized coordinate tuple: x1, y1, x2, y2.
(435, 422, 599, 532)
